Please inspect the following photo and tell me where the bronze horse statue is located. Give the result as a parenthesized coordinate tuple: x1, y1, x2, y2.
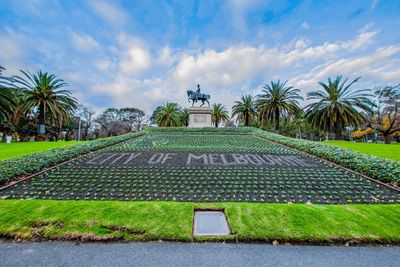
(187, 90, 210, 107)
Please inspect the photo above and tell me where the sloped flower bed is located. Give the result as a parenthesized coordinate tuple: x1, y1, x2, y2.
(253, 129, 400, 185)
(2, 132, 398, 204)
(0, 132, 144, 184)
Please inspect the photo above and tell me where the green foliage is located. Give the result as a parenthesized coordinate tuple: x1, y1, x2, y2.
(106, 134, 293, 154)
(0, 132, 144, 184)
(256, 80, 303, 133)
(232, 94, 257, 126)
(305, 76, 373, 139)
(254, 129, 400, 184)
(144, 127, 255, 134)
(154, 102, 183, 127)
(12, 70, 78, 131)
(0, 66, 15, 122)
(211, 103, 229, 127)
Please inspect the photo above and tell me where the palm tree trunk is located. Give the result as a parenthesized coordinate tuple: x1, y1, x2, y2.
(36, 102, 46, 139)
(333, 129, 343, 140)
(274, 107, 280, 134)
(215, 117, 219, 128)
(245, 113, 249, 126)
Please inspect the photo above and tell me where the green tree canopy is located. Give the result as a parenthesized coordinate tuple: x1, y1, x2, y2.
(12, 70, 78, 134)
(305, 76, 372, 140)
(0, 66, 15, 123)
(154, 102, 182, 127)
(211, 103, 229, 128)
(232, 94, 257, 126)
(256, 80, 303, 134)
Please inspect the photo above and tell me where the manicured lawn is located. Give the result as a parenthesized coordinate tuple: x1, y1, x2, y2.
(324, 141, 400, 161)
(0, 141, 82, 161)
(1, 200, 399, 244)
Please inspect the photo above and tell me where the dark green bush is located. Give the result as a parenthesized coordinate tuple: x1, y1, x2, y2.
(144, 127, 254, 134)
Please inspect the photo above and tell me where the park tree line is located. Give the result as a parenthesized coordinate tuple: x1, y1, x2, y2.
(152, 77, 400, 144)
(2, 64, 399, 144)
(0, 66, 146, 141)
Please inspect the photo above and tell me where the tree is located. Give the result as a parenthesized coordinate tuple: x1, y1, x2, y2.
(119, 107, 145, 131)
(179, 109, 189, 127)
(77, 105, 96, 140)
(232, 95, 257, 126)
(368, 85, 400, 143)
(211, 103, 229, 128)
(0, 66, 15, 123)
(2, 88, 37, 141)
(12, 70, 77, 135)
(154, 103, 182, 127)
(94, 108, 142, 137)
(305, 76, 372, 140)
(256, 80, 303, 134)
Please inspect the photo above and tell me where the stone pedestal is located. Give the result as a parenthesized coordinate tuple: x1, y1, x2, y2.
(188, 107, 213, 128)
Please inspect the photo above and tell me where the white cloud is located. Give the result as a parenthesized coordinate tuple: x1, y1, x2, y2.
(291, 46, 400, 97)
(70, 32, 100, 52)
(119, 45, 151, 75)
(89, 0, 128, 25)
(342, 31, 377, 51)
(87, 27, 399, 113)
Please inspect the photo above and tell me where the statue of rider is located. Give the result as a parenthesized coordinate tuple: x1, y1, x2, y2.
(196, 84, 201, 101)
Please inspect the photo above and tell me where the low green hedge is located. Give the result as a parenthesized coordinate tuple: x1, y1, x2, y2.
(253, 129, 400, 184)
(144, 127, 254, 134)
(0, 132, 144, 184)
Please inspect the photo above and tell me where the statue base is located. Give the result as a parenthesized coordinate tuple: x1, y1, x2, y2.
(188, 107, 213, 128)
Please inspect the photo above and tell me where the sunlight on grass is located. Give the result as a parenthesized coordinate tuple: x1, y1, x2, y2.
(324, 141, 400, 161)
(0, 141, 83, 161)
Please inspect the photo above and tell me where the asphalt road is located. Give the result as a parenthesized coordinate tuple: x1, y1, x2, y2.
(1, 241, 399, 267)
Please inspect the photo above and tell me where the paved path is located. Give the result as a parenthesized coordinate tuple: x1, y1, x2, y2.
(1, 241, 399, 267)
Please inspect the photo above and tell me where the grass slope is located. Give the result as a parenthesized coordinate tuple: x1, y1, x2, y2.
(324, 141, 400, 161)
(1, 200, 399, 244)
(0, 141, 82, 161)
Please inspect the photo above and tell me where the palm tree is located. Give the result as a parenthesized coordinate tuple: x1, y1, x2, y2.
(305, 76, 372, 140)
(211, 103, 229, 128)
(12, 70, 77, 135)
(155, 102, 182, 127)
(0, 66, 15, 122)
(256, 80, 303, 134)
(232, 95, 257, 126)
(179, 108, 189, 127)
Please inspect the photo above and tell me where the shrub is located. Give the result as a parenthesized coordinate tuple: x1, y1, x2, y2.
(253, 129, 400, 184)
(0, 132, 144, 184)
(144, 127, 254, 134)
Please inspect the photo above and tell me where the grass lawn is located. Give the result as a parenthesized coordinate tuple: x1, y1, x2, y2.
(1, 200, 399, 244)
(324, 141, 400, 161)
(0, 141, 82, 161)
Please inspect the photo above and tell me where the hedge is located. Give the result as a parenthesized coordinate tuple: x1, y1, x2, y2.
(253, 129, 400, 184)
(144, 127, 254, 134)
(0, 132, 144, 184)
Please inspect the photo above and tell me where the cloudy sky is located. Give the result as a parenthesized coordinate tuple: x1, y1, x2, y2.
(0, 0, 399, 113)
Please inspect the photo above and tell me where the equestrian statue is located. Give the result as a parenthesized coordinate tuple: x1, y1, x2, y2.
(187, 84, 210, 107)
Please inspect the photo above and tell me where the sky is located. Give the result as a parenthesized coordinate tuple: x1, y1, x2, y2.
(0, 0, 399, 113)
